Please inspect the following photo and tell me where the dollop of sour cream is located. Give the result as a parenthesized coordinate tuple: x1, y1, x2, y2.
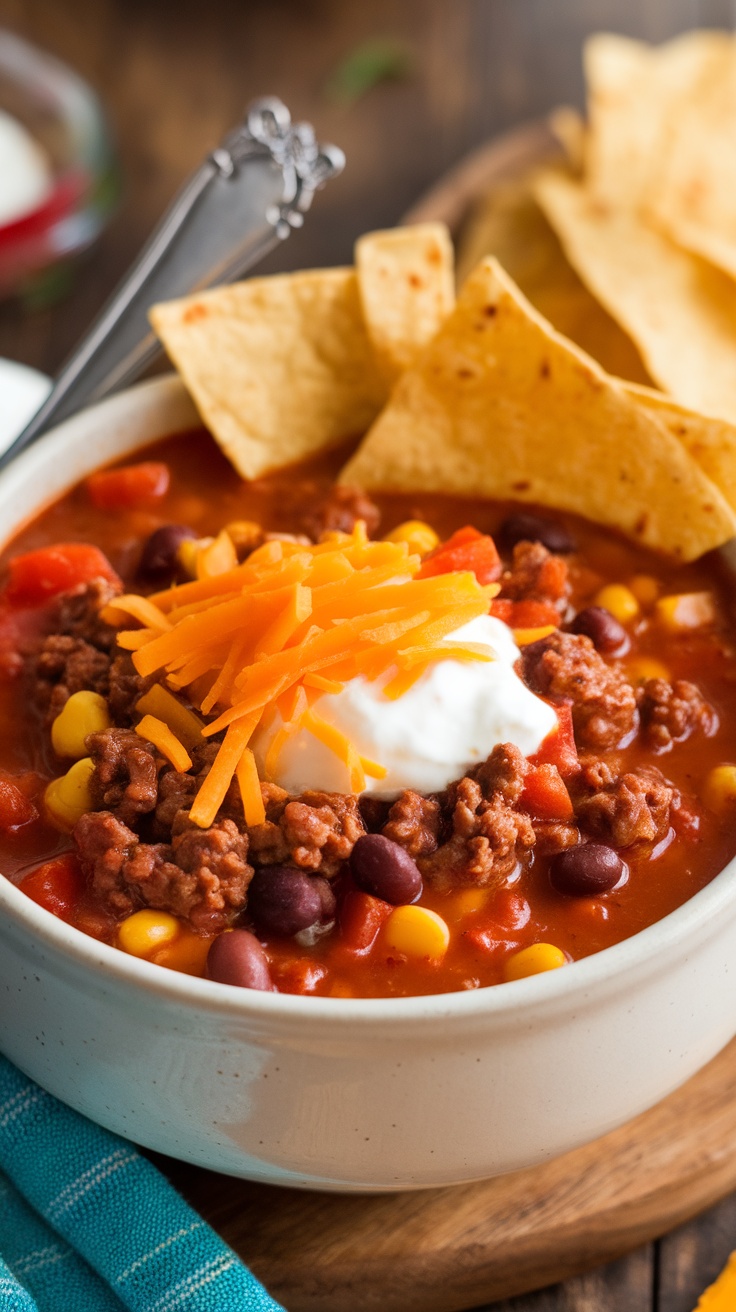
(252, 615, 557, 798)
(0, 110, 53, 227)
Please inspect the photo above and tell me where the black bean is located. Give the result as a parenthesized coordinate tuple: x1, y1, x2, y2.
(247, 866, 327, 937)
(497, 513, 576, 554)
(569, 605, 628, 654)
(549, 844, 627, 897)
(138, 525, 196, 580)
(350, 834, 422, 905)
(206, 929, 273, 990)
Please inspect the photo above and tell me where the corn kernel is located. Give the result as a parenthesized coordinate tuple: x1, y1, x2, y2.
(452, 888, 489, 918)
(503, 943, 567, 982)
(384, 520, 439, 557)
(151, 926, 209, 974)
(629, 574, 660, 607)
(196, 529, 238, 579)
(655, 591, 716, 633)
(625, 656, 671, 684)
(513, 624, 557, 646)
(44, 758, 96, 830)
(593, 584, 640, 624)
(51, 691, 111, 759)
(224, 520, 264, 557)
(177, 536, 207, 578)
(703, 765, 736, 815)
(118, 909, 181, 959)
(384, 904, 450, 960)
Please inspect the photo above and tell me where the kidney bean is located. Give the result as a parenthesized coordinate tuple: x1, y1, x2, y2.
(569, 605, 628, 654)
(350, 834, 422, 905)
(497, 512, 576, 554)
(206, 929, 273, 990)
(549, 844, 627, 897)
(248, 866, 329, 937)
(138, 525, 196, 580)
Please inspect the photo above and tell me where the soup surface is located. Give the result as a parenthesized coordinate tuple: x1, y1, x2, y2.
(2, 428, 736, 998)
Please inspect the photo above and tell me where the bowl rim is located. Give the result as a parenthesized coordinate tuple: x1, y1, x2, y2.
(2, 374, 735, 1028)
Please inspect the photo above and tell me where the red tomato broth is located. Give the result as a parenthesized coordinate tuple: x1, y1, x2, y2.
(1, 426, 736, 998)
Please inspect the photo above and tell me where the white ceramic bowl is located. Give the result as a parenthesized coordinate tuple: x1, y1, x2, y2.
(2, 376, 736, 1192)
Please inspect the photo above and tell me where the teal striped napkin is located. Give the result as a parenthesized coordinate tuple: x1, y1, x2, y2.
(0, 1055, 284, 1311)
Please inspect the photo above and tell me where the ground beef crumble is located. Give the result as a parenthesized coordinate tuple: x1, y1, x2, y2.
(417, 745, 535, 891)
(301, 485, 381, 542)
(521, 630, 638, 751)
(500, 541, 569, 607)
(382, 791, 440, 858)
(575, 764, 674, 848)
(31, 579, 123, 722)
(87, 728, 159, 828)
(637, 677, 717, 752)
(74, 810, 253, 932)
(248, 785, 365, 876)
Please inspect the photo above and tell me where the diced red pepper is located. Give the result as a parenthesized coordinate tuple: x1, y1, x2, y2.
(530, 703, 579, 778)
(490, 598, 560, 627)
(520, 763, 574, 821)
(418, 526, 502, 585)
(339, 890, 392, 952)
(0, 778, 37, 830)
(86, 461, 170, 511)
(5, 544, 121, 606)
(19, 853, 85, 921)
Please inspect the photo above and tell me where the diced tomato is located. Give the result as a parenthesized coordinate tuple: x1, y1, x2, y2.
(490, 598, 560, 627)
(464, 928, 522, 958)
(5, 544, 121, 606)
(520, 763, 574, 821)
(274, 958, 327, 995)
(86, 461, 170, 511)
(19, 853, 85, 921)
(418, 526, 502, 585)
(339, 890, 392, 952)
(486, 890, 531, 932)
(464, 892, 530, 956)
(0, 778, 37, 830)
(530, 703, 579, 778)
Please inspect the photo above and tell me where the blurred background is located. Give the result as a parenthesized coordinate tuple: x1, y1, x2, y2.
(1, 0, 735, 379)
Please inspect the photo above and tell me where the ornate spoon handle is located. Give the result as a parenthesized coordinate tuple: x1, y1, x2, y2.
(2, 97, 344, 468)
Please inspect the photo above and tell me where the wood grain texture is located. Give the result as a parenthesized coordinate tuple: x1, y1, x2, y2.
(155, 1037, 736, 1312)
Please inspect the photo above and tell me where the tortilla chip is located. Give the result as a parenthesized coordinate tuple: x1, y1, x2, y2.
(457, 168, 650, 384)
(534, 170, 736, 424)
(647, 43, 736, 280)
(355, 224, 455, 382)
(548, 106, 586, 174)
(624, 381, 736, 513)
(150, 270, 387, 479)
(584, 31, 731, 211)
(340, 257, 736, 561)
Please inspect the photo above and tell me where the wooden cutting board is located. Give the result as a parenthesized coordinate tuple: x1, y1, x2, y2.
(159, 1035, 736, 1312)
(159, 120, 729, 1312)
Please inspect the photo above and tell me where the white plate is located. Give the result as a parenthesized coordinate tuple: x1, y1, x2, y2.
(0, 358, 51, 452)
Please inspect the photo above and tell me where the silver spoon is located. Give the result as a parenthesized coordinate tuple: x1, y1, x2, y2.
(1, 97, 344, 469)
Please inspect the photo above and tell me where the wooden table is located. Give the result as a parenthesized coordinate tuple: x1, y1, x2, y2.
(1, 1, 735, 1307)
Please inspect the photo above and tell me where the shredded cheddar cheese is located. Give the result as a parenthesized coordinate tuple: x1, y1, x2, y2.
(135, 715, 192, 773)
(107, 523, 499, 826)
